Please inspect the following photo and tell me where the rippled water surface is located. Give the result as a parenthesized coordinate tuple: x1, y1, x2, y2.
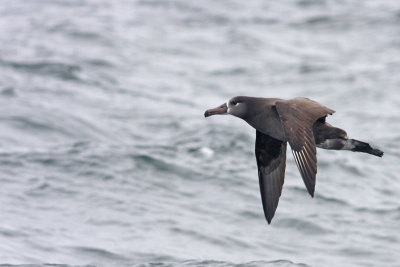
(0, 0, 399, 266)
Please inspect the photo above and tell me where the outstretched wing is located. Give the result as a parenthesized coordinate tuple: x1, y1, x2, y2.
(255, 130, 287, 224)
(275, 98, 334, 197)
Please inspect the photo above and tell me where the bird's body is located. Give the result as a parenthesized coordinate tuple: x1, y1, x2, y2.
(204, 96, 383, 224)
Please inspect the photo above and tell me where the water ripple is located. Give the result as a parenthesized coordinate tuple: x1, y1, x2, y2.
(0, 0, 398, 266)
(0, 59, 81, 81)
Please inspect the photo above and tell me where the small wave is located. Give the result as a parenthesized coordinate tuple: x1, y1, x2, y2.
(315, 193, 349, 206)
(170, 227, 227, 247)
(71, 246, 129, 262)
(25, 181, 78, 198)
(334, 160, 366, 177)
(130, 259, 309, 267)
(0, 59, 81, 81)
(1, 87, 16, 97)
(299, 63, 330, 74)
(354, 206, 400, 216)
(0, 265, 95, 267)
(0, 227, 29, 238)
(274, 218, 331, 235)
(209, 67, 248, 77)
(5, 116, 66, 133)
(296, 0, 326, 7)
(67, 31, 102, 41)
(131, 154, 203, 181)
(242, 17, 279, 25)
(84, 59, 113, 68)
(305, 16, 332, 25)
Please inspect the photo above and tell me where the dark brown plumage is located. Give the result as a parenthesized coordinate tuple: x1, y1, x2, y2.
(205, 96, 383, 224)
(275, 98, 334, 197)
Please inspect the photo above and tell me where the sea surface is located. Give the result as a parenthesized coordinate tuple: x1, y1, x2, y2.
(0, 0, 399, 266)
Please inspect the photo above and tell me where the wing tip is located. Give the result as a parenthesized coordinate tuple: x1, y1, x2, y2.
(307, 187, 315, 198)
(264, 210, 275, 224)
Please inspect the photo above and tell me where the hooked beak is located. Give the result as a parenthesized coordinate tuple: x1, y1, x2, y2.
(204, 103, 228, 117)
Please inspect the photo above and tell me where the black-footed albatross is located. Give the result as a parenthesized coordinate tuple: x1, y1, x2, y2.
(204, 96, 383, 224)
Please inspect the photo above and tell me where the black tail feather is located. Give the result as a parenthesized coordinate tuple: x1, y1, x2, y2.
(350, 139, 384, 157)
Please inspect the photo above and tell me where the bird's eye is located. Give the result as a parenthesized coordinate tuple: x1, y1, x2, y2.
(231, 101, 238, 106)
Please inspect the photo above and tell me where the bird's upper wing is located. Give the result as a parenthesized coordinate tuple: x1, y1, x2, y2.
(255, 130, 287, 224)
(275, 98, 334, 197)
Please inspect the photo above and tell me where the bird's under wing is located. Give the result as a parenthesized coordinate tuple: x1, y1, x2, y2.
(275, 98, 335, 197)
(255, 130, 287, 224)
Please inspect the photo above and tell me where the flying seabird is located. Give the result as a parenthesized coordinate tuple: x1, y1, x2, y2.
(204, 96, 383, 224)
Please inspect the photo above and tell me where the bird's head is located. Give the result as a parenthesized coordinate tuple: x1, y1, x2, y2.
(204, 96, 248, 119)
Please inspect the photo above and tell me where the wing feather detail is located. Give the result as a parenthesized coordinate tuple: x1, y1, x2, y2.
(255, 131, 287, 224)
(275, 98, 332, 197)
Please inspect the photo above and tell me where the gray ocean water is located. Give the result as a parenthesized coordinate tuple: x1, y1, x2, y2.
(0, 0, 400, 266)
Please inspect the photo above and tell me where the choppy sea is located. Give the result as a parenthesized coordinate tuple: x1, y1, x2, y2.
(0, 0, 399, 266)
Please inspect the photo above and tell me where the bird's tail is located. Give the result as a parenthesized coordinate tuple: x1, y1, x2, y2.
(349, 139, 384, 157)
